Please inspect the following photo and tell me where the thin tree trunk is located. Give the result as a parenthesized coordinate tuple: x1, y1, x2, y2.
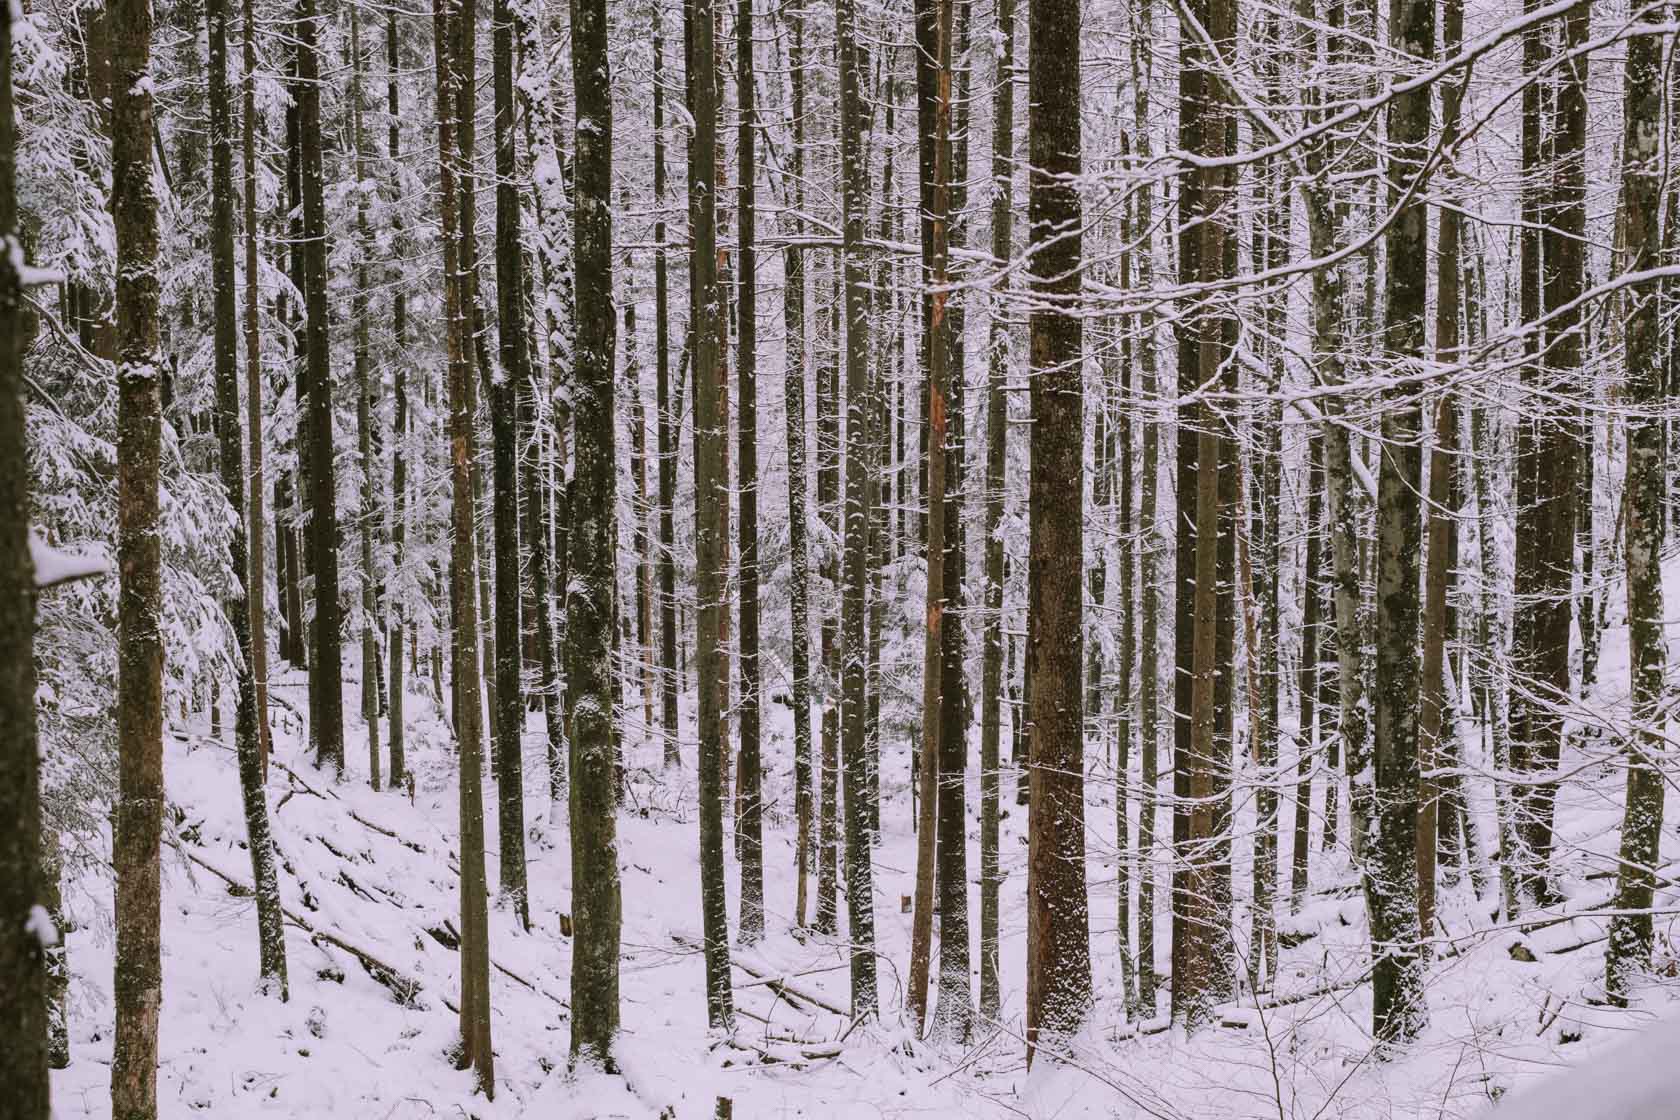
(435, 0, 493, 1091)
(689, 0, 735, 1032)
(732, 0, 765, 946)
(1025, 0, 1091, 1056)
(241, 0, 271, 774)
(212, 0, 288, 997)
(385, 10, 409, 790)
(816, 281, 841, 937)
(838, 0, 879, 1019)
(907, 0, 951, 1033)
(654, 8, 680, 770)
(299, 0, 344, 777)
(781, 0, 814, 927)
(351, 6, 382, 793)
(1130, 0, 1160, 1012)
(978, 0, 1014, 1024)
(490, 0, 529, 931)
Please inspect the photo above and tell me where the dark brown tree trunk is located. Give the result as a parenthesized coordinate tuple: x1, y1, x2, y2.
(0, 8, 50, 1103)
(838, 0, 879, 1019)
(1606, 4, 1666, 1005)
(781, 0, 814, 927)
(434, 0, 493, 1091)
(212, 0, 288, 997)
(1025, 0, 1091, 1056)
(1366, 0, 1432, 1045)
(298, 0, 344, 776)
(654, 8, 680, 770)
(978, 0, 1015, 1025)
(241, 0, 271, 773)
(567, 0, 623, 1063)
(350, 6, 382, 793)
(735, 0, 764, 946)
(689, 0, 735, 1032)
(1292, 440, 1322, 909)
(907, 0, 951, 1032)
(109, 0, 166, 1103)
(385, 10, 409, 790)
(491, 0, 529, 931)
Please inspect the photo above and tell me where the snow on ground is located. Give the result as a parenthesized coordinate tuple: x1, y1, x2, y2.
(45, 556, 1680, 1117)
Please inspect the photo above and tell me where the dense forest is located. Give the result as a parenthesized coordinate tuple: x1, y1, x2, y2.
(2, 0, 1679, 1114)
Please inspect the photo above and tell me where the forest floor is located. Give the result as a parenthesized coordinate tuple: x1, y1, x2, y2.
(45, 557, 1680, 1118)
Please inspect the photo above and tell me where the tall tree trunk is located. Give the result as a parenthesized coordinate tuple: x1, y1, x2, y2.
(241, 0, 271, 773)
(837, 0, 879, 1019)
(1292, 438, 1322, 909)
(978, 0, 1014, 1025)
(654, 7, 680, 770)
(815, 282, 840, 937)
(1367, 0, 1431, 1046)
(299, 0, 345, 776)
(689, 0, 735, 1032)
(109, 0, 166, 1104)
(566, 0, 623, 1063)
(1131, 0, 1160, 1012)
(1606, 8, 1667, 1005)
(385, 10, 409, 790)
(782, 0, 814, 928)
(212, 0, 288, 997)
(0, 7, 50, 1102)
(907, 0, 951, 1032)
(351, 6, 383, 793)
(1418, 0, 1466, 939)
(734, 0, 765, 947)
(435, 0, 493, 1091)
(1174, 0, 1236, 1033)
(1025, 0, 1091, 1056)
(491, 0, 529, 930)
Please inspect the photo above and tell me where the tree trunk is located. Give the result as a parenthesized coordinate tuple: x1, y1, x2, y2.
(1025, 0, 1091, 1056)
(978, 0, 1014, 1025)
(1292, 439, 1322, 910)
(109, 0, 166, 1103)
(781, 0, 814, 928)
(838, 0, 879, 1019)
(815, 281, 841, 937)
(1130, 0, 1160, 1012)
(241, 0, 271, 773)
(212, 0, 288, 998)
(385, 10, 409, 790)
(565, 0, 622, 1063)
(907, 0, 951, 1033)
(299, 0, 344, 776)
(350, 6, 382, 793)
(688, 0, 735, 1033)
(0, 9, 50, 1102)
(1366, 0, 1431, 1045)
(734, 0, 765, 947)
(1606, 9, 1666, 1005)
(434, 0, 493, 1091)
(490, 0, 529, 931)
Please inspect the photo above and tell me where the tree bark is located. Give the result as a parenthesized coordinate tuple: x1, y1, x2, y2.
(351, 5, 382, 793)
(1606, 7, 1666, 1005)
(298, 0, 344, 776)
(241, 0, 271, 773)
(907, 0, 952, 1033)
(0, 8, 50, 1104)
(781, 0, 814, 928)
(978, 0, 1015, 1025)
(1025, 0, 1091, 1056)
(385, 10, 409, 790)
(838, 0, 879, 1019)
(735, 0, 764, 947)
(688, 0, 735, 1032)
(434, 0, 493, 1091)
(213, 0, 288, 997)
(109, 0, 166, 1103)
(491, 0, 529, 930)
